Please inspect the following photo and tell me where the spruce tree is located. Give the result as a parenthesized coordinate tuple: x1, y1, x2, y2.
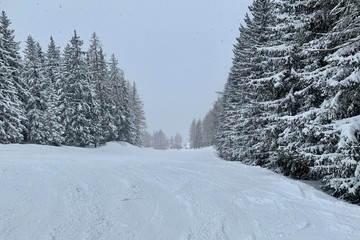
(107, 54, 133, 143)
(22, 36, 49, 144)
(276, 0, 360, 189)
(213, 0, 360, 203)
(189, 119, 197, 149)
(152, 130, 168, 150)
(173, 133, 182, 149)
(202, 97, 221, 147)
(189, 119, 203, 149)
(43, 37, 64, 145)
(0, 11, 26, 143)
(62, 31, 99, 147)
(267, 0, 325, 177)
(217, 0, 279, 163)
(87, 32, 110, 144)
(142, 130, 153, 148)
(194, 119, 203, 148)
(307, 0, 360, 201)
(129, 82, 146, 146)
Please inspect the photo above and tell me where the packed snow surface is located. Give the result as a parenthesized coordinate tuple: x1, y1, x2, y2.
(1, 143, 360, 240)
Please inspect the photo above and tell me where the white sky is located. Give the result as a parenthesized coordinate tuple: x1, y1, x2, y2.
(1, 0, 252, 141)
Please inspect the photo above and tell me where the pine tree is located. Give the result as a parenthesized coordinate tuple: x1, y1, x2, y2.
(217, 0, 279, 163)
(266, 0, 325, 177)
(173, 133, 182, 149)
(189, 119, 203, 149)
(216, 82, 239, 159)
(62, 31, 99, 147)
(194, 119, 203, 148)
(212, 0, 360, 203)
(189, 119, 197, 149)
(0, 11, 26, 143)
(87, 32, 110, 144)
(169, 136, 175, 149)
(142, 130, 153, 148)
(168, 133, 182, 149)
(202, 97, 221, 147)
(276, 0, 360, 191)
(22, 36, 49, 144)
(107, 54, 133, 143)
(306, 0, 360, 201)
(129, 82, 147, 146)
(152, 130, 168, 150)
(0, 13, 148, 149)
(43, 37, 64, 145)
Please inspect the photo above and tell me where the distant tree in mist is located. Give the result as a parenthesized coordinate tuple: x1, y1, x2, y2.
(142, 130, 182, 150)
(188, 98, 221, 149)
(129, 82, 147, 146)
(152, 130, 169, 150)
(141, 130, 152, 148)
(170, 133, 182, 149)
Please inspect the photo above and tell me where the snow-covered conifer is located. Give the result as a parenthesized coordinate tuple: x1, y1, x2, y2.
(202, 97, 221, 147)
(62, 31, 99, 147)
(107, 54, 134, 143)
(43, 37, 64, 145)
(129, 82, 147, 146)
(87, 33, 110, 144)
(152, 130, 168, 150)
(306, 0, 360, 201)
(189, 119, 197, 149)
(22, 36, 50, 144)
(173, 133, 182, 149)
(0, 11, 26, 143)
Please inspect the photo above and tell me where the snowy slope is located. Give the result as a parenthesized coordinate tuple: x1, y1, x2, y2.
(0, 143, 360, 240)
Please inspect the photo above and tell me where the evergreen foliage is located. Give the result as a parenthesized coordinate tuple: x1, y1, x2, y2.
(0, 12, 147, 148)
(141, 130, 182, 150)
(129, 82, 147, 146)
(189, 119, 196, 149)
(188, 97, 221, 149)
(0, 11, 26, 143)
(152, 130, 169, 150)
(43, 37, 64, 145)
(172, 133, 183, 150)
(107, 54, 134, 143)
(141, 130, 153, 148)
(210, 0, 360, 203)
(3, 0, 360, 204)
(22, 36, 48, 144)
(87, 33, 109, 144)
(62, 31, 99, 147)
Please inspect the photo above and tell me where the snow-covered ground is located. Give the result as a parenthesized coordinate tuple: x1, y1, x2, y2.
(1, 143, 360, 240)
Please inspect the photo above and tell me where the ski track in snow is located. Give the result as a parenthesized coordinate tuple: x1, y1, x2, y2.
(0, 143, 360, 240)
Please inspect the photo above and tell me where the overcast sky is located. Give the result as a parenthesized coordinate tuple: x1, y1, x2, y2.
(1, 0, 252, 141)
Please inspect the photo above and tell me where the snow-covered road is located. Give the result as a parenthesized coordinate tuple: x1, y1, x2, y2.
(1, 143, 360, 240)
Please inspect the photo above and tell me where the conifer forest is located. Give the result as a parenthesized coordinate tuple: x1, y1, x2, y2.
(0, 11, 146, 148)
(193, 0, 360, 204)
(2, 0, 360, 205)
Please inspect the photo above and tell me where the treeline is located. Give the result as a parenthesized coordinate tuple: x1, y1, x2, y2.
(142, 130, 183, 150)
(197, 0, 360, 203)
(188, 97, 221, 149)
(0, 11, 146, 147)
